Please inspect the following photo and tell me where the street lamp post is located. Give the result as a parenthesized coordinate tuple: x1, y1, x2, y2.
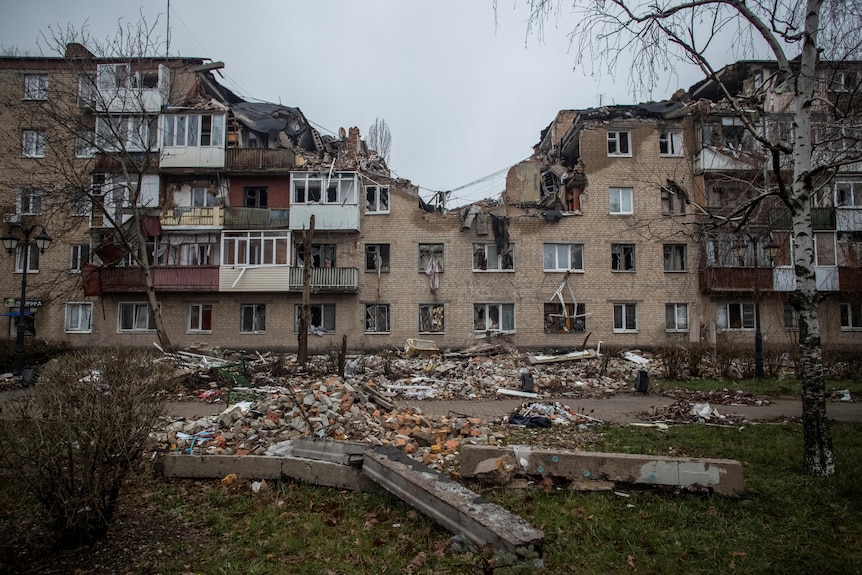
(733, 233, 779, 380)
(1, 224, 52, 376)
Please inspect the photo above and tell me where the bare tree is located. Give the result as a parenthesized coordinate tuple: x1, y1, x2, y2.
(4, 18, 185, 350)
(515, 0, 862, 476)
(367, 117, 392, 163)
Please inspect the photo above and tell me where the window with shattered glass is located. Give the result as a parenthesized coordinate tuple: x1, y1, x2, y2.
(544, 302, 585, 333)
(365, 304, 390, 333)
(419, 304, 444, 333)
(240, 304, 266, 333)
(365, 244, 390, 273)
(365, 185, 390, 213)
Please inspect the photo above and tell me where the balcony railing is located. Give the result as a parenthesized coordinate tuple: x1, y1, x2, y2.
(224, 207, 290, 229)
(92, 265, 219, 293)
(287, 267, 359, 293)
(160, 207, 224, 227)
(94, 151, 159, 172)
(699, 267, 774, 293)
(224, 147, 296, 171)
(769, 207, 836, 230)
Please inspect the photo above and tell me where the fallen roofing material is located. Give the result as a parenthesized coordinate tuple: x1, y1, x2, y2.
(527, 348, 597, 365)
(363, 446, 544, 556)
(459, 445, 744, 496)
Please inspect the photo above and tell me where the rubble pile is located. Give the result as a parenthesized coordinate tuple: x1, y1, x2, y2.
(638, 399, 747, 425)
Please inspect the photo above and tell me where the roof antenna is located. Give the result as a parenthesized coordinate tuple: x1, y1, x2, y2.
(166, 0, 171, 57)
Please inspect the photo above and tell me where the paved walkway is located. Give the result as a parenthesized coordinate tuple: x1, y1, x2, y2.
(160, 393, 862, 424)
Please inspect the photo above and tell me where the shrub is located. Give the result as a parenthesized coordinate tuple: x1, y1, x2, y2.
(655, 344, 689, 380)
(0, 348, 173, 546)
(822, 344, 862, 380)
(0, 339, 73, 375)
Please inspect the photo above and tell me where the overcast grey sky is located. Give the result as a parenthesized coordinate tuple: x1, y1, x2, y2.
(4, 1, 719, 206)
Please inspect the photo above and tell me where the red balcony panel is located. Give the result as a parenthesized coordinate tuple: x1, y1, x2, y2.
(97, 265, 219, 293)
(699, 267, 774, 294)
(839, 266, 862, 292)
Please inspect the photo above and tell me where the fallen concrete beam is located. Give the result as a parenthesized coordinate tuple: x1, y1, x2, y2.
(162, 454, 379, 492)
(459, 445, 744, 496)
(287, 438, 367, 466)
(363, 446, 544, 556)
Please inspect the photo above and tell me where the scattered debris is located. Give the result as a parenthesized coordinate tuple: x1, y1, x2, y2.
(527, 349, 597, 365)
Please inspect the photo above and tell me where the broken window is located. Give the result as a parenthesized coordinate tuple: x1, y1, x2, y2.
(365, 304, 390, 333)
(294, 303, 336, 333)
(118, 303, 156, 332)
(240, 304, 266, 333)
(419, 304, 444, 333)
(543, 243, 583, 271)
(659, 131, 683, 156)
(473, 243, 514, 271)
(163, 114, 225, 148)
(419, 243, 444, 272)
(613, 303, 637, 332)
(243, 187, 268, 208)
(609, 187, 633, 214)
(365, 244, 390, 273)
(292, 172, 357, 205)
(191, 187, 216, 207)
(189, 303, 213, 333)
(365, 185, 390, 213)
(717, 303, 755, 330)
(473, 303, 515, 332)
(665, 303, 689, 332)
(97, 63, 129, 90)
(294, 243, 336, 268)
(607, 130, 631, 156)
(661, 186, 686, 215)
(611, 243, 635, 271)
(838, 232, 862, 266)
(544, 303, 586, 333)
(663, 244, 687, 272)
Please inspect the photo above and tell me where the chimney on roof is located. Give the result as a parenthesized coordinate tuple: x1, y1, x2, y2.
(348, 127, 361, 162)
(65, 43, 94, 59)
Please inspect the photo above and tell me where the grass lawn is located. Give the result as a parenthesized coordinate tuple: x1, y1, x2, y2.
(2, 422, 860, 574)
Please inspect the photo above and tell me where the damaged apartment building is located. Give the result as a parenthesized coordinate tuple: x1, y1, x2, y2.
(0, 45, 860, 354)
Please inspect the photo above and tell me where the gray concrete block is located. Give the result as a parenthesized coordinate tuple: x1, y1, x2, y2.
(459, 445, 744, 496)
(288, 438, 369, 466)
(363, 446, 544, 556)
(163, 454, 283, 479)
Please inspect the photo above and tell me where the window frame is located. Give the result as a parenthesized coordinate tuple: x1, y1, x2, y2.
(609, 187, 634, 215)
(365, 185, 390, 214)
(188, 303, 213, 333)
(17, 189, 44, 215)
(243, 186, 268, 208)
(419, 243, 444, 273)
(665, 303, 689, 333)
(294, 303, 336, 334)
(663, 244, 688, 272)
(661, 186, 687, 215)
(543, 243, 584, 272)
(840, 302, 862, 330)
(419, 303, 445, 333)
(365, 303, 391, 334)
(784, 302, 799, 331)
(240, 303, 266, 334)
(22, 129, 46, 158)
(365, 244, 391, 273)
(717, 302, 756, 331)
(607, 130, 632, 156)
(659, 131, 684, 156)
(65, 302, 93, 333)
(69, 244, 90, 272)
(473, 242, 514, 271)
(544, 302, 586, 333)
(291, 172, 358, 205)
(23, 74, 48, 100)
(836, 179, 862, 208)
(162, 113, 225, 148)
(473, 303, 515, 333)
(611, 243, 636, 272)
(221, 231, 290, 267)
(14, 244, 39, 274)
(613, 303, 638, 333)
(74, 129, 97, 158)
(118, 302, 156, 332)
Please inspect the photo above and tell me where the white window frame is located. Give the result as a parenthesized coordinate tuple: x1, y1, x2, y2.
(543, 243, 584, 272)
(609, 187, 634, 214)
(365, 185, 390, 214)
(118, 302, 156, 332)
(365, 244, 391, 273)
(661, 186, 687, 215)
(97, 63, 130, 90)
(613, 303, 638, 333)
(607, 130, 631, 156)
(22, 129, 46, 158)
(365, 304, 391, 334)
(836, 178, 862, 208)
(65, 302, 93, 333)
(24, 74, 48, 100)
(544, 302, 587, 333)
(473, 243, 514, 271)
(77, 73, 97, 108)
(95, 115, 152, 152)
(840, 302, 862, 331)
(14, 244, 39, 273)
(291, 172, 357, 205)
(162, 113, 225, 148)
(240, 304, 266, 334)
(473, 303, 515, 333)
(188, 303, 213, 333)
(17, 189, 43, 215)
(294, 303, 336, 334)
(611, 243, 636, 272)
(665, 303, 689, 333)
(221, 231, 290, 266)
(74, 129, 97, 158)
(419, 303, 445, 333)
(70, 244, 90, 272)
(659, 131, 683, 156)
(663, 244, 688, 272)
(717, 302, 756, 331)
(191, 187, 216, 207)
